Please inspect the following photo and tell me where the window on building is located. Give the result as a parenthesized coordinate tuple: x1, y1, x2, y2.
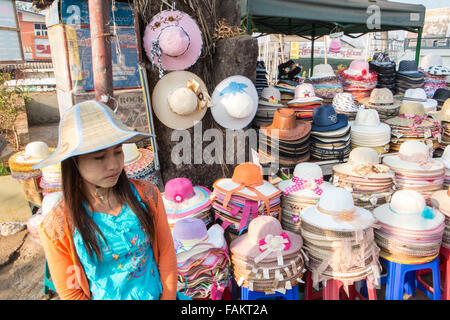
(34, 23, 48, 36)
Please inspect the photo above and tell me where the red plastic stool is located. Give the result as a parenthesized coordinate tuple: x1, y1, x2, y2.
(304, 270, 377, 300)
(416, 247, 450, 300)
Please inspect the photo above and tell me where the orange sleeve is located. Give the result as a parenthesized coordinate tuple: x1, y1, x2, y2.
(151, 185, 178, 300)
(38, 211, 89, 300)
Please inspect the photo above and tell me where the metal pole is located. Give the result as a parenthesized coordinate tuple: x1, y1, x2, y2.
(415, 26, 423, 65)
(310, 24, 315, 77)
(88, 0, 114, 109)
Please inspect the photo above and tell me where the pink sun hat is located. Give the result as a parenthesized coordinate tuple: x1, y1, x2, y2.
(163, 178, 212, 219)
(143, 10, 203, 72)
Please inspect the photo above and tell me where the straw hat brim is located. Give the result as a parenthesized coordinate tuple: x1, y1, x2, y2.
(152, 71, 208, 130)
(383, 155, 444, 172)
(333, 163, 394, 180)
(373, 203, 445, 231)
(32, 101, 152, 169)
(301, 203, 375, 232)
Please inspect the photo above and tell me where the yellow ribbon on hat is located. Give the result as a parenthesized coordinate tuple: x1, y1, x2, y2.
(186, 79, 212, 111)
(316, 205, 356, 222)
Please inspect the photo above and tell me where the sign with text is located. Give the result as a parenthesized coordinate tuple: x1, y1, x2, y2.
(34, 38, 51, 58)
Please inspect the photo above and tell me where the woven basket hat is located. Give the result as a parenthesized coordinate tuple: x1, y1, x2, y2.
(359, 88, 401, 110)
(32, 100, 152, 169)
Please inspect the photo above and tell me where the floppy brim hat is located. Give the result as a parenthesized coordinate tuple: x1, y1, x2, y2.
(163, 186, 211, 218)
(430, 189, 450, 217)
(301, 201, 375, 232)
(333, 162, 394, 180)
(211, 75, 258, 130)
(124, 148, 154, 175)
(311, 113, 348, 132)
(152, 71, 210, 130)
(383, 154, 444, 172)
(143, 10, 202, 71)
(373, 203, 445, 231)
(32, 100, 151, 169)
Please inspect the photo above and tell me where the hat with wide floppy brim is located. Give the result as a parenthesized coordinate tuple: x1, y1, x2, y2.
(32, 100, 152, 169)
(300, 187, 375, 232)
(429, 98, 450, 123)
(143, 10, 202, 71)
(163, 177, 211, 218)
(383, 140, 444, 172)
(230, 215, 302, 264)
(278, 162, 333, 198)
(311, 105, 348, 132)
(373, 190, 445, 231)
(260, 108, 311, 141)
(152, 71, 211, 130)
(430, 188, 450, 217)
(173, 219, 226, 262)
(333, 147, 394, 180)
(211, 75, 258, 130)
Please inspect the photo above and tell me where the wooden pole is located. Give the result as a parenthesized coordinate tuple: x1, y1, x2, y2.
(88, 0, 114, 109)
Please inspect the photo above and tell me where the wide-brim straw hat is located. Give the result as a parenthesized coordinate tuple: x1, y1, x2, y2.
(429, 98, 450, 123)
(32, 100, 151, 169)
(430, 188, 450, 217)
(152, 71, 210, 130)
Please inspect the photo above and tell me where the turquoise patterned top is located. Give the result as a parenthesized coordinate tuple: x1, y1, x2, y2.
(73, 184, 163, 300)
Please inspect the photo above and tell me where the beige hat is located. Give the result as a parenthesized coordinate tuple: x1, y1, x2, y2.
(310, 64, 336, 80)
(359, 88, 401, 110)
(429, 98, 450, 123)
(152, 71, 212, 130)
(32, 100, 151, 169)
(384, 102, 436, 127)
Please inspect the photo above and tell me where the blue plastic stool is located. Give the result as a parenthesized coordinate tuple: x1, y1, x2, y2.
(381, 256, 441, 300)
(241, 285, 299, 300)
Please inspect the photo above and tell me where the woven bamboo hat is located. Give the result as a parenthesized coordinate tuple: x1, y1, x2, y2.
(32, 100, 152, 169)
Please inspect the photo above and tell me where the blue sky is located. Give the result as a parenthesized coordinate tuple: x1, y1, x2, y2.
(390, 0, 449, 9)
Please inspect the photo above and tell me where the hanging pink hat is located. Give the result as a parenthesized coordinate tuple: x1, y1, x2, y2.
(329, 38, 341, 53)
(143, 10, 203, 72)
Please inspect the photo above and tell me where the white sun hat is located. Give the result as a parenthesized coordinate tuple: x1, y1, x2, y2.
(383, 140, 444, 172)
(301, 187, 375, 232)
(351, 109, 391, 146)
(402, 88, 438, 113)
(278, 162, 333, 198)
(373, 190, 445, 231)
(211, 75, 258, 130)
(259, 86, 284, 107)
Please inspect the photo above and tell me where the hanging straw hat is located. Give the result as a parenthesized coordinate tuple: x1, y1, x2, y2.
(32, 100, 152, 169)
(211, 75, 258, 130)
(143, 10, 202, 72)
(152, 71, 212, 130)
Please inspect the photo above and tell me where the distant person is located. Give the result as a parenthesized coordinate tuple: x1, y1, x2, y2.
(34, 100, 180, 300)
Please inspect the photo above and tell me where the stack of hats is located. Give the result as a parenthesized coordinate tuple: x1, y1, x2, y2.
(359, 88, 401, 121)
(420, 54, 450, 98)
(8, 141, 51, 206)
(287, 83, 323, 122)
(332, 92, 363, 121)
(230, 215, 307, 294)
(373, 190, 445, 264)
(256, 60, 269, 95)
(278, 163, 333, 234)
(304, 64, 343, 101)
(332, 148, 395, 210)
(396, 60, 424, 95)
(39, 162, 62, 197)
(350, 109, 391, 154)
(383, 141, 445, 199)
(384, 102, 441, 152)
(369, 52, 397, 93)
(254, 86, 285, 127)
(122, 143, 155, 179)
(339, 60, 378, 100)
(435, 145, 450, 188)
(402, 88, 438, 113)
(300, 187, 381, 290)
(433, 88, 450, 108)
(173, 218, 230, 299)
(212, 163, 282, 242)
(162, 178, 212, 229)
(310, 105, 351, 160)
(430, 187, 450, 249)
(276, 60, 302, 105)
(259, 108, 311, 167)
(429, 99, 450, 148)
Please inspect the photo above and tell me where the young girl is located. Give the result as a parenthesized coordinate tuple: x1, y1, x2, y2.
(35, 100, 178, 300)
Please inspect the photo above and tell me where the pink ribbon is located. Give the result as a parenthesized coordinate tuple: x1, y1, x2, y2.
(283, 176, 324, 196)
(398, 152, 437, 169)
(258, 232, 291, 253)
(398, 113, 428, 124)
